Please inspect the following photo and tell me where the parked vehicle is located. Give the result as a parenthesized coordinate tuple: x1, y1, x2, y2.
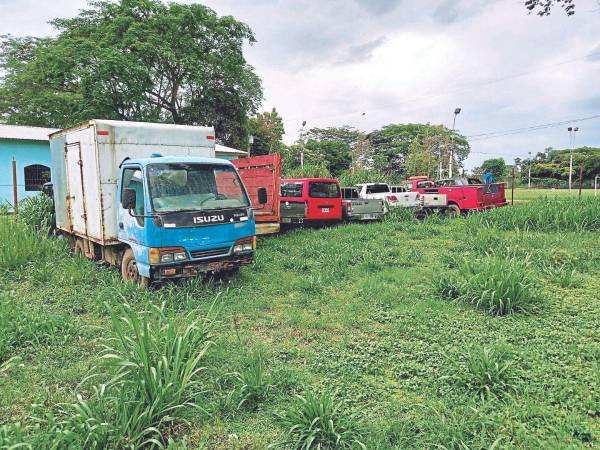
(341, 187, 385, 221)
(355, 182, 446, 211)
(355, 183, 411, 209)
(233, 154, 281, 235)
(403, 176, 508, 215)
(50, 119, 267, 286)
(280, 178, 342, 225)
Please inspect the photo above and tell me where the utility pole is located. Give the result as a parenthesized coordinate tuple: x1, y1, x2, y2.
(300, 120, 306, 169)
(578, 164, 584, 199)
(568, 126, 579, 192)
(449, 107, 461, 179)
(12, 157, 18, 215)
(528, 151, 532, 189)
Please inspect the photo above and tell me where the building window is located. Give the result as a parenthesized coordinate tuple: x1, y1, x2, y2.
(24, 164, 51, 191)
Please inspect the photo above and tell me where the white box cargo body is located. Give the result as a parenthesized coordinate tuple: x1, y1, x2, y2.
(50, 120, 216, 245)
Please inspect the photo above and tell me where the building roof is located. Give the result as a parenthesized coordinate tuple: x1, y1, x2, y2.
(0, 124, 58, 141)
(215, 144, 248, 155)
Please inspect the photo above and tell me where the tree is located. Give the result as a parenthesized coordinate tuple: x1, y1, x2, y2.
(479, 158, 507, 179)
(304, 139, 351, 176)
(0, 0, 263, 147)
(368, 123, 470, 177)
(525, 0, 575, 15)
(247, 108, 285, 156)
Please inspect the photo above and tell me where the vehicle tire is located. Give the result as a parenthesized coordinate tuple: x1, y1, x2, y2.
(445, 204, 461, 217)
(121, 248, 151, 288)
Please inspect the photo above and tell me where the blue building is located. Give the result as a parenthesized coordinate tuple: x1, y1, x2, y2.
(0, 124, 58, 207)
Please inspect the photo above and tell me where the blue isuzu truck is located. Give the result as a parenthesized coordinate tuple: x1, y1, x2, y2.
(49, 120, 267, 287)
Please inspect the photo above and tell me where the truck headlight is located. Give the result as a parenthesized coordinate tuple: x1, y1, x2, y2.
(149, 246, 187, 264)
(174, 252, 187, 261)
(233, 237, 256, 254)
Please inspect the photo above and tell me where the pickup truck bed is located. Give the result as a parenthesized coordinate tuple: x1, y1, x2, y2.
(341, 187, 385, 221)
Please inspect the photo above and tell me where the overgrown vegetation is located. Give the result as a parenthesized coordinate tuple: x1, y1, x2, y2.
(1, 196, 599, 448)
(18, 194, 55, 233)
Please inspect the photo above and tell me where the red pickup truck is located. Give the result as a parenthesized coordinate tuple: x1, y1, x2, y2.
(403, 176, 508, 215)
(279, 178, 343, 225)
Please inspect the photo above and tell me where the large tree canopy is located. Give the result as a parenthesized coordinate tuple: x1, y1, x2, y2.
(0, 0, 263, 147)
(247, 108, 285, 156)
(368, 123, 470, 177)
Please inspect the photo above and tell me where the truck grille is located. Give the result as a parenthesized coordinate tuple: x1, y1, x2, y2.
(190, 247, 229, 259)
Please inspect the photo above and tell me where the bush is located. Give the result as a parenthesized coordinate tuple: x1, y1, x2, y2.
(234, 352, 272, 410)
(0, 215, 57, 270)
(284, 163, 331, 179)
(449, 345, 518, 400)
(276, 391, 365, 449)
(18, 194, 55, 233)
(37, 302, 214, 449)
(434, 255, 537, 316)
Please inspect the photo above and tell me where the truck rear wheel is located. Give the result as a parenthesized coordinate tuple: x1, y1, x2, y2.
(445, 204, 461, 217)
(121, 248, 150, 289)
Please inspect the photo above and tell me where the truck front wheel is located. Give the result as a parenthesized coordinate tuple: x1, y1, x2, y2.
(121, 248, 150, 288)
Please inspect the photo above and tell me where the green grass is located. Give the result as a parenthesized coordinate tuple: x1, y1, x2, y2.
(1, 199, 599, 448)
(510, 187, 597, 203)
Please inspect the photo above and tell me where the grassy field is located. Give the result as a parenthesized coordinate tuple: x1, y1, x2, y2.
(510, 187, 597, 202)
(1, 199, 600, 449)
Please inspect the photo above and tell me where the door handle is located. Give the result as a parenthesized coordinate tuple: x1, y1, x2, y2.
(119, 222, 124, 230)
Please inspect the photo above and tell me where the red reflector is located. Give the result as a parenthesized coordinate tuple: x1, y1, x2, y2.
(97, 130, 109, 136)
(207, 135, 215, 140)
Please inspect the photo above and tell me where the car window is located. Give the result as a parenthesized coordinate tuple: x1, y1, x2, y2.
(122, 167, 145, 225)
(281, 182, 303, 198)
(366, 184, 390, 194)
(417, 181, 434, 188)
(309, 181, 340, 198)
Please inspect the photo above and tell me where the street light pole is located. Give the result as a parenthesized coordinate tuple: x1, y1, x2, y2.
(449, 107, 461, 179)
(595, 176, 599, 197)
(528, 151, 532, 189)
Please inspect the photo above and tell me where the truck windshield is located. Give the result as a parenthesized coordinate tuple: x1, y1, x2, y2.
(366, 184, 390, 194)
(309, 181, 339, 198)
(147, 163, 250, 213)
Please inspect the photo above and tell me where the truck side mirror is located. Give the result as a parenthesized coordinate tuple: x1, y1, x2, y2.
(122, 188, 137, 210)
(257, 187, 268, 205)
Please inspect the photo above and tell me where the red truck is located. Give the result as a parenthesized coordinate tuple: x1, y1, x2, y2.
(403, 176, 508, 215)
(279, 178, 343, 226)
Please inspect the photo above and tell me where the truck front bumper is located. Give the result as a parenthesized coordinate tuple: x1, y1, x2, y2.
(151, 253, 253, 281)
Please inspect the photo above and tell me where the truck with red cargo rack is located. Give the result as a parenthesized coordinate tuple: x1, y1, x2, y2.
(279, 178, 343, 226)
(403, 176, 508, 215)
(233, 154, 281, 235)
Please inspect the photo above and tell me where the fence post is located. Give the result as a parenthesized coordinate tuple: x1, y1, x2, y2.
(12, 157, 18, 215)
(578, 165, 584, 199)
(511, 166, 515, 205)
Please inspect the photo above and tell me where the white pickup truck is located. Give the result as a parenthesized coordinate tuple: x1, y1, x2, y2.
(355, 183, 447, 212)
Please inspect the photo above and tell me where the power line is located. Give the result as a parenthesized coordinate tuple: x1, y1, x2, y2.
(467, 113, 600, 141)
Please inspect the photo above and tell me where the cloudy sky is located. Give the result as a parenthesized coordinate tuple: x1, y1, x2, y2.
(1, 0, 599, 168)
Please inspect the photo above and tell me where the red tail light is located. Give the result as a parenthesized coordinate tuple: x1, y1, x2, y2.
(387, 195, 398, 201)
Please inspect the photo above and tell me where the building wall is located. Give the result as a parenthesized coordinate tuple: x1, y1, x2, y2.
(0, 139, 51, 206)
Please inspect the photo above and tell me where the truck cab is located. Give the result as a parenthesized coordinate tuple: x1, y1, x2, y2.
(117, 156, 263, 285)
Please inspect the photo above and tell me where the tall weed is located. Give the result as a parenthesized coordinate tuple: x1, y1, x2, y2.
(0, 215, 56, 270)
(275, 391, 365, 449)
(38, 302, 214, 449)
(434, 255, 537, 316)
(19, 194, 55, 234)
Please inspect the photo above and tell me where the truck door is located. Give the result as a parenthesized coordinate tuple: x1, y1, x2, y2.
(64, 142, 88, 236)
(117, 166, 147, 247)
(233, 154, 281, 234)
